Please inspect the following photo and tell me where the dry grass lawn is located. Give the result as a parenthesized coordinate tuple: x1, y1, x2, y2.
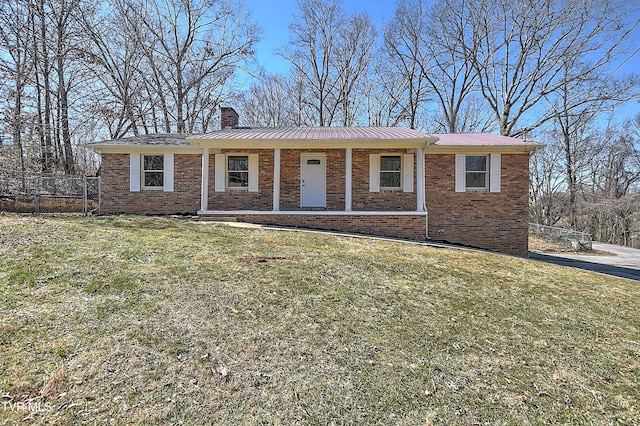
(0, 215, 638, 424)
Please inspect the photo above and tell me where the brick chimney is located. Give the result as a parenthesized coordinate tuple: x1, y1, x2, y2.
(221, 107, 239, 129)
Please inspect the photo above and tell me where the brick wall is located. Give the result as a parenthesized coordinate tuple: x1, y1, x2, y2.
(425, 153, 530, 256)
(204, 213, 427, 241)
(352, 149, 417, 211)
(99, 150, 531, 256)
(100, 153, 201, 214)
(208, 149, 274, 210)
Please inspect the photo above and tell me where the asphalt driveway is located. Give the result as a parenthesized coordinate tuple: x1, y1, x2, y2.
(529, 242, 640, 281)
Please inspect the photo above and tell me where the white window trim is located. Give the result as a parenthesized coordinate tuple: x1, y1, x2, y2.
(226, 154, 250, 191)
(130, 153, 174, 192)
(465, 155, 489, 191)
(455, 153, 501, 193)
(141, 154, 167, 190)
(370, 153, 413, 192)
(214, 153, 259, 192)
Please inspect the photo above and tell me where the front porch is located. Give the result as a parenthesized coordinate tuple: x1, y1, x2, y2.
(197, 146, 428, 213)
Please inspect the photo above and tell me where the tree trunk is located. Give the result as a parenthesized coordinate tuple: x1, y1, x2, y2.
(38, 0, 54, 173)
(57, 38, 74, 174)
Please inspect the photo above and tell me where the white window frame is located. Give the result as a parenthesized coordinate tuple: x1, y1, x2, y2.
(455, 153, 501, 193)
(369, 153, 413, 193)
(142, 154, 165, 190)
(214, 153, 259, 192)
(227, 155, 250, 190)
(130, 153, 174, 192)
(465, 155, 489, 191)
(379, 154, 403, 190)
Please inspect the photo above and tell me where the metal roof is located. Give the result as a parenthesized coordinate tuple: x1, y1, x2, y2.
(432, 133, 541, 147)
(87, 129, 543, 152)
(188, 126, 432, 141)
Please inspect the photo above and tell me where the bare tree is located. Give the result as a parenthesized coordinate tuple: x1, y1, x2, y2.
(0, 0, 33, 183)
(419, 0, 494, 133)
(239, 73, 297, 127)
(122, 0, 259, 133)
(333, 12, 376, 126)
(49, 0, 87, 174)
(547, 63, 637, 229)
(457, 0, 639, 136)
(383, 0, 431, 129)
(278, 0, 343, 126)
(583, 127, 640, 244)
(362, 55, 406, 127)
(80, 0, 148, 138)
(529, 135, 567, 226)
(30, 0, 56, 173)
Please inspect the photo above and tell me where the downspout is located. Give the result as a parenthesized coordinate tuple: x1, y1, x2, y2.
(417, 146, 428, 239)
(200, 147, 209, 212)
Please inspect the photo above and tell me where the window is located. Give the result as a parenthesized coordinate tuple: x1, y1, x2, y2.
(369, 153, 413, 193)
(227, 155, 249, 189)
(455, 154, 501, 193)
(380, 155, 402, 189)
(215, 154, 258, 192)
(129, 153, 173, 192)
(465, 155, 488, 190)
(143, 155, 164, 188)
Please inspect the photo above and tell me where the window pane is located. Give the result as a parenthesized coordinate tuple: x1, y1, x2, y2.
(466, 156, 487, 172)
(145, 171, 164, 187)
(228, 156, 249, 188)
(380, 156, 401, 171)
(144, 155, 164, 171)
(466, 172, 486, 188)
(228, 171, 249, 188)
(228, 156, 248, 172)
(381, 171, 401, 188)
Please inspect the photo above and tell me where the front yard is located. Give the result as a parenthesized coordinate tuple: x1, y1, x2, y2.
(1, 215, 638, 424)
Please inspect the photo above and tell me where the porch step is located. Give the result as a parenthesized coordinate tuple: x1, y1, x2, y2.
(199, 216, 238, 222)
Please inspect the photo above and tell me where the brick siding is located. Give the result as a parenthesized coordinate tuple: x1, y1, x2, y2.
(425, 153, 530, 257)
(279, 149, 346, 210)
(352, 149, 416, 211)
(208, 149, 274, 210)
(100, 153, 201, 214)
(204, 214, 427, 241)
(99, 150, 531, 256)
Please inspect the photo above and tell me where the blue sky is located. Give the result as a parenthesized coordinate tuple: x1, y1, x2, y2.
(244, 0, 394, 74)
(242, 0, 640, 120)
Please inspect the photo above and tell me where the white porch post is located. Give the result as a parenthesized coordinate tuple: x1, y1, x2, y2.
(416, 147, 425, 212)
(273, 148, 281, 211)
(200, 148, 209, 211)
(345, 147, 352, 212)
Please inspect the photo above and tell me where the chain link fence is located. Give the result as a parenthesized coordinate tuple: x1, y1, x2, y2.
(529, 223, 592, 251)
(0, 173, 100, 214)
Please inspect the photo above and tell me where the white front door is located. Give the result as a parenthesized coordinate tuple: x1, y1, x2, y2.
(301, 154, 326, 207)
